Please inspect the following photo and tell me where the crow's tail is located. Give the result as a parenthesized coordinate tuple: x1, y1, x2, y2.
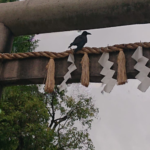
(68, 43, 73, 48)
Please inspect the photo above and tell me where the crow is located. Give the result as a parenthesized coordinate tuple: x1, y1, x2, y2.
(68, 31, 91, 53)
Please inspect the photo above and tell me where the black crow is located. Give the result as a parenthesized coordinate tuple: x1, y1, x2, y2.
(68, 31, 91, 53)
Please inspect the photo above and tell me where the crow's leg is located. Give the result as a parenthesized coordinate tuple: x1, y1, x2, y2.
(74, 48, 81, 53)
(74, 44, 84, 53)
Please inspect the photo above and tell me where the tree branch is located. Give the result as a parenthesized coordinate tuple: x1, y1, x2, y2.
(49, 94, 55, 128)
(46, 106, 52, 117)
(52, 104, 80, 130)
(52, 115, 67, 130)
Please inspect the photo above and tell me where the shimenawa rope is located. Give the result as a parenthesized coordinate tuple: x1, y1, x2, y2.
(0, 42, 149, 60)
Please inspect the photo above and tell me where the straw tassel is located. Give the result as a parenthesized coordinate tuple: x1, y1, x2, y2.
(45, 58, 55, 93)
(117, 50, 127, 85)
(81, 52, 90, 87)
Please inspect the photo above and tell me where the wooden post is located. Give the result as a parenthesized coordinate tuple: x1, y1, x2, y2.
(0, 23, 14, 100)
(0, 23, 14, 53)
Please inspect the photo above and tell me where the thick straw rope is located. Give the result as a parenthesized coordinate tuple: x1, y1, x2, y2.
(81, 52, 90, 87)
(0, 42, 150, 60)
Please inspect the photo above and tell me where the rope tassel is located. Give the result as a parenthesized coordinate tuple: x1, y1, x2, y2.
(81, 52, 90, 87)
(117, 50, 127, 85)
(45, 58, 55, 93)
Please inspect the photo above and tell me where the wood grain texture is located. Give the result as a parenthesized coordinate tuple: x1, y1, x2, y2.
(0, 0, 149, 36)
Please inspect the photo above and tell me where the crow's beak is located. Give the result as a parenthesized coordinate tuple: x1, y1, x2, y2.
(87, 32, 91, 35)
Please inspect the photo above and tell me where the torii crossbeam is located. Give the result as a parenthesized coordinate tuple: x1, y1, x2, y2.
(0, 0, 150, 36)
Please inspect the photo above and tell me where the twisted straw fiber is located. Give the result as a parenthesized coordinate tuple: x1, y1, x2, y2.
(0, 42, 149, 60)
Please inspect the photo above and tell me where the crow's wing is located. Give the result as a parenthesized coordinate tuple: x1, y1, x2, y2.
(72, 35, 85, 45)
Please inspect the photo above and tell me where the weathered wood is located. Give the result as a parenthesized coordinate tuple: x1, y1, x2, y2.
(1, 48, 150, 86)
(0, 0, 149, 36)
(0, 23, 14, 100)
(0, 23, 14, 53)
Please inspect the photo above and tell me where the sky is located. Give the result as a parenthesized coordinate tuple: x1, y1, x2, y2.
(35, 24, 150, 150)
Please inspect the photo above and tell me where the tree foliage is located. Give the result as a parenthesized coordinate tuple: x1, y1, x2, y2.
(0, 85, 53, 150)
(0, 85, 99, 150)
(0, 0, 18, 2)
(45, 86, 99, 150)
(12, 35, 39, 53)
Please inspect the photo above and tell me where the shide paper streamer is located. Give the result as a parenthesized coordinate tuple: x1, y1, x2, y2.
(59, 54, 77, 92)
(132, 46, 150, 92)
(98, 52, 117, 93)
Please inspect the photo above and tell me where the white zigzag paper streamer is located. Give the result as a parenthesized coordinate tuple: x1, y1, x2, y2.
(98, 52, 117, 93)
(132, 46, 150, 92)
(59, 54, 77, 92)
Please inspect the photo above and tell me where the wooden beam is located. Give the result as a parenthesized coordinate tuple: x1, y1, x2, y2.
(0, 0, 149, 36)
(0, 48, 148, 86)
